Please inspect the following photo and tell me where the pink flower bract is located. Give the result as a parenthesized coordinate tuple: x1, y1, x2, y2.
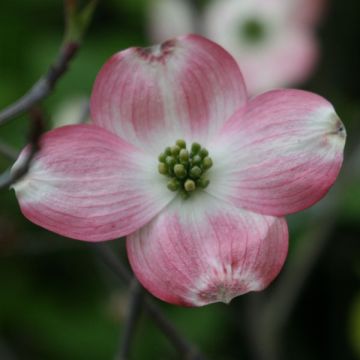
(12, 35, 345, 306)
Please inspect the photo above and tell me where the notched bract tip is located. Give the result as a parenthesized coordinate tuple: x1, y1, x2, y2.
(335, 119, 346, 138)
(136, 39, 177, 63)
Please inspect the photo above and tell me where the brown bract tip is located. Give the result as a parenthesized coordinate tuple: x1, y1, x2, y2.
(335, 119, 346, 138)
(136, 39, 177, 63)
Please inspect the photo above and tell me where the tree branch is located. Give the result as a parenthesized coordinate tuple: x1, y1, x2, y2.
(0, 0, 97, 190)
(0, 42, 79, 126)
(0, 107, 44, 190)
(0, 0, 97, 126)
(91, 243, 206, 360)
(117, 279, 144, 360)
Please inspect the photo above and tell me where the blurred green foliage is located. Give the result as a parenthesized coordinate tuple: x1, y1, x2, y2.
(0, 0, 359, 359)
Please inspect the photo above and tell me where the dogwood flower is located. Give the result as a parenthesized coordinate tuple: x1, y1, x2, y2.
(12, 35, 345, 306)
(148, 0, 325, 95)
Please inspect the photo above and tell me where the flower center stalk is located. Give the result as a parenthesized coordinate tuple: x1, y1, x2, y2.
(158, 139, 213, 199)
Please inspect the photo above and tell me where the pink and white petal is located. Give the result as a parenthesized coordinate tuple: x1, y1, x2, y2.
(147, 0, 196, 43)
(127, 195, 288, 306)
(12, 125, 175, 242)
(207, 89, 346, 217)
(90, 34, 247, 153)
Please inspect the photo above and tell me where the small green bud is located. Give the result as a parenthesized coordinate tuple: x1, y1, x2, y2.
(158, 152, 166, 162)
(158, 140, 213, 198)
(167, 179, 180, 191)
(184, 179, 196, 192)
(202, 156, 213, 170)
(179, 149, 189, 162)
(191, 142, 201, 154)
(158, 163, 168, 175)
(174, 164, 187, 178)
(171, 145, 180, 156)
(189, 166, 202, 178)
(192, 154, 202, 165)
(199, 148, 209, 158)
(165, 156, 176, 167)
(197, 177, 210, 189)
(176, 139, 186, 149)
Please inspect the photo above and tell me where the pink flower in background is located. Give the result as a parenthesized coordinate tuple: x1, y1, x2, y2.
(148, 0, 325, 95)
(12, 35, 345, 306)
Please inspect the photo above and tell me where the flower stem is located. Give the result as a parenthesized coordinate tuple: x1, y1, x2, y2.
(0, 0, 97, 126)
(116, 279, 144, 360)
(0, 108, 44, 190)
(91, 243, 207, 360)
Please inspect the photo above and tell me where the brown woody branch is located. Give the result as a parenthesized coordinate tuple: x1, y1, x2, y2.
(92, 243, 206, 360)
(116, 279, 144, 360)
(0, 107, 44, 190)
(0, 42, 79, 126)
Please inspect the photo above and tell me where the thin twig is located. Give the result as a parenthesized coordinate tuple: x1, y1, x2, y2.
(0, 108, 44, 190)
(93, 243, 132, 283)
(91, 243, 206, 360)
(0, 42, 79, 126)
(0, 0, 97, 190)
(144, 302, 205, 360)
(117, 279, 144, 360)
(0, 0, 97, 126)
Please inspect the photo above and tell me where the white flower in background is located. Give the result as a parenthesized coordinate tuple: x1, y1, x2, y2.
(203, 0, 320, 94)
(148, 0, 196, 42)
(148, 0, 325, 95)
(51, 96, 89, 128)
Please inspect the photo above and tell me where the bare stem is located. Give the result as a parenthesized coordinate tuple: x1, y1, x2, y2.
(0, 42, 79, 126)
(0, 0, 97, 126)
(91, 243, 206, 360)
(0, 0, 97, 190)
(116, 279, 144, 360)
(0, 108, 44, 190)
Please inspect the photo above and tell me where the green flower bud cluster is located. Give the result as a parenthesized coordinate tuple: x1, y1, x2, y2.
(158, 139, 213, 199)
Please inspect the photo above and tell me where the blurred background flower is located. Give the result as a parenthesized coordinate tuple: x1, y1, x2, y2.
(148, 0, 196, 43)
(148, 0, 325, 95)
(51, 96, 89, 128)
